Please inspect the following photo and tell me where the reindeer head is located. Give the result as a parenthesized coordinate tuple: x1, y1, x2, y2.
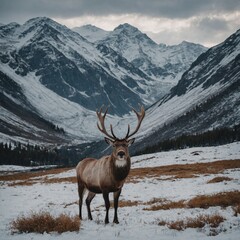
(96, 106, 145, 162)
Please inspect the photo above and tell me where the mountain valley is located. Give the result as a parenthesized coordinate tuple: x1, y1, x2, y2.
(0, 17, 239, 154)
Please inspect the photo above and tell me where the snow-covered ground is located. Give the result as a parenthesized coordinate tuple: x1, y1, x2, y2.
(0, 142, 240, 240)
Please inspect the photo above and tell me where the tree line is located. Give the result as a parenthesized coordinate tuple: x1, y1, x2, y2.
(136, 124, 240, 156)
(1, 124, 239, 167)
(0, 143, 74, 167)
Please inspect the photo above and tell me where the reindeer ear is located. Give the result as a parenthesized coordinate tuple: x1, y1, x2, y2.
(127, 138, 135, 146)
(105, 137, 114, 146)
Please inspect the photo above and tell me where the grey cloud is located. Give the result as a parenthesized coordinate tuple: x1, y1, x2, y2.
(0, 0, 239, 47)
(193, 17, 229, 32)
(150, 14, 238, 47)
(0, 0, 240, 24)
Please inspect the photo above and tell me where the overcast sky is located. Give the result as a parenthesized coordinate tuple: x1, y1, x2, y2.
(0, 0, 239, 47)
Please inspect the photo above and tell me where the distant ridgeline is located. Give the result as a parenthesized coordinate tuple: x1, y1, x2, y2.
(135, 124, 240, 156)
(1, 124, 240, 167)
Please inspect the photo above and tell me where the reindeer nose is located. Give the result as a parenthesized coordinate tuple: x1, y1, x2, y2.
(118, 151, 125, 158)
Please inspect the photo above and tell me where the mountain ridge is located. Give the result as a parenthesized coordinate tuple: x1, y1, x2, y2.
(130, 28, 240, 153)
(0, 17, 151, 116)
(2, 17, 237, 149)
(96, 22, 207, 97)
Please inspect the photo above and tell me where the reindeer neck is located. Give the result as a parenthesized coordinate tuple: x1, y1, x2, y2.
(110, 155, 131, 181)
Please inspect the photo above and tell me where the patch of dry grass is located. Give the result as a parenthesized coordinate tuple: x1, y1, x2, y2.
(43, 176, 76, 185)
(207, 176, 232, 184)
(128, 159, 240, 182)
(11, 211, 80, 234)
(158, 214, 225, 231)
(0, 168, 75, 186)
(144, 198, 185, 211)
(0, 168, 72, 181)
(128, 159, 240, 183)
(187, 191, 240, 209)
(118, 200, 141, 207)
(144, 191, 240, 211)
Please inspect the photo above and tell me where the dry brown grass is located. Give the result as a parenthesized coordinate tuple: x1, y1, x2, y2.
(0, 168, 75, 186)
(144, 198, 185, 211)
(119, 198, 184, 209)
(187, 191, 240, 209)
(11, 211, 80, 234)
(207, 176, 232, 184)
(0, 168, 72, 181)
(128, 159, 240, 183)
(43, 176, 76, 184)
(2, 159, 239, 186)
(159, 214, 225, 231)
(118, 200, 141, 207)
(144, 191, 240, 211)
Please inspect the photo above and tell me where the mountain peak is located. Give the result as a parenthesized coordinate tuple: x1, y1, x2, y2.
(73, 24, 109, 42)
(22, 17, 67, 32)
(111, 23, 156, 46)
(80, 24, 104, 32)
(114, 23, 139, 33)
(179, 40, 203, 47)
(25, 16, 54, 25)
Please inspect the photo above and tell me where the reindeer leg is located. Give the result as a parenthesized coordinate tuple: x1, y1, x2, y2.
(78, 184, 85, 220)
(113, 188, 122, 224)
(86, 191, 96, 220)
(103, 191, 110, 224)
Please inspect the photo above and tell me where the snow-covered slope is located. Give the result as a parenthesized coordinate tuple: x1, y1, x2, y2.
(0, 65, 98, 145)
(0, 17, 150, 116)
(131, 29, 240, 152)
(1, 18, 237, 148)
(1, 142, 240, 239)
(97, 23, 207, 98)
(73, 23, 207, 100)
(0, 17, 208, 145)
(73, 24, 109, 43)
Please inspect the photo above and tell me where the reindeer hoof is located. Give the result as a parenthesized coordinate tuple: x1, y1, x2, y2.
(113, 219, 119, 224)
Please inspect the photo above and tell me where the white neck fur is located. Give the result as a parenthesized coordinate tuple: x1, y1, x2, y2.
(115, 158, 127, 168)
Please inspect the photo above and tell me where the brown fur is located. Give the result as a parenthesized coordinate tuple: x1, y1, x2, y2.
(76, 140, 132, 224)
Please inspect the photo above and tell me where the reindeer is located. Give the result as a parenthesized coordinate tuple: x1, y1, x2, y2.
(76, 106, 145, 224)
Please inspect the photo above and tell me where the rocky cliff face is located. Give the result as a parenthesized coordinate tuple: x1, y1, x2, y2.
(0, 17, 150, 116)
(131, 29, 240, 153)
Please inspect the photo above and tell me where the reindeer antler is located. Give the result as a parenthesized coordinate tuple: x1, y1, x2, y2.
(96, 106, 117, 140)
(125, 105, 145, 139)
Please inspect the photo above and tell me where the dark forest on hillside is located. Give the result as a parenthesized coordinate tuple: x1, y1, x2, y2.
(0, 124, 239, 167)
(136, 124, 240, 156)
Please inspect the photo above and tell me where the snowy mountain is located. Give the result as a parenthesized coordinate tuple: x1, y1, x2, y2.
(0, 17, 208, 145)
(0, 17, 151, 116)
(73, 24, 109, 43)
(97, 23, 207, 97)
(4, 17, 239, 150)
(0, 65, 105, 145)
(73, 23, 207, 100)
(131, 28, 240, 152)
(0, 70, 70, 145)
